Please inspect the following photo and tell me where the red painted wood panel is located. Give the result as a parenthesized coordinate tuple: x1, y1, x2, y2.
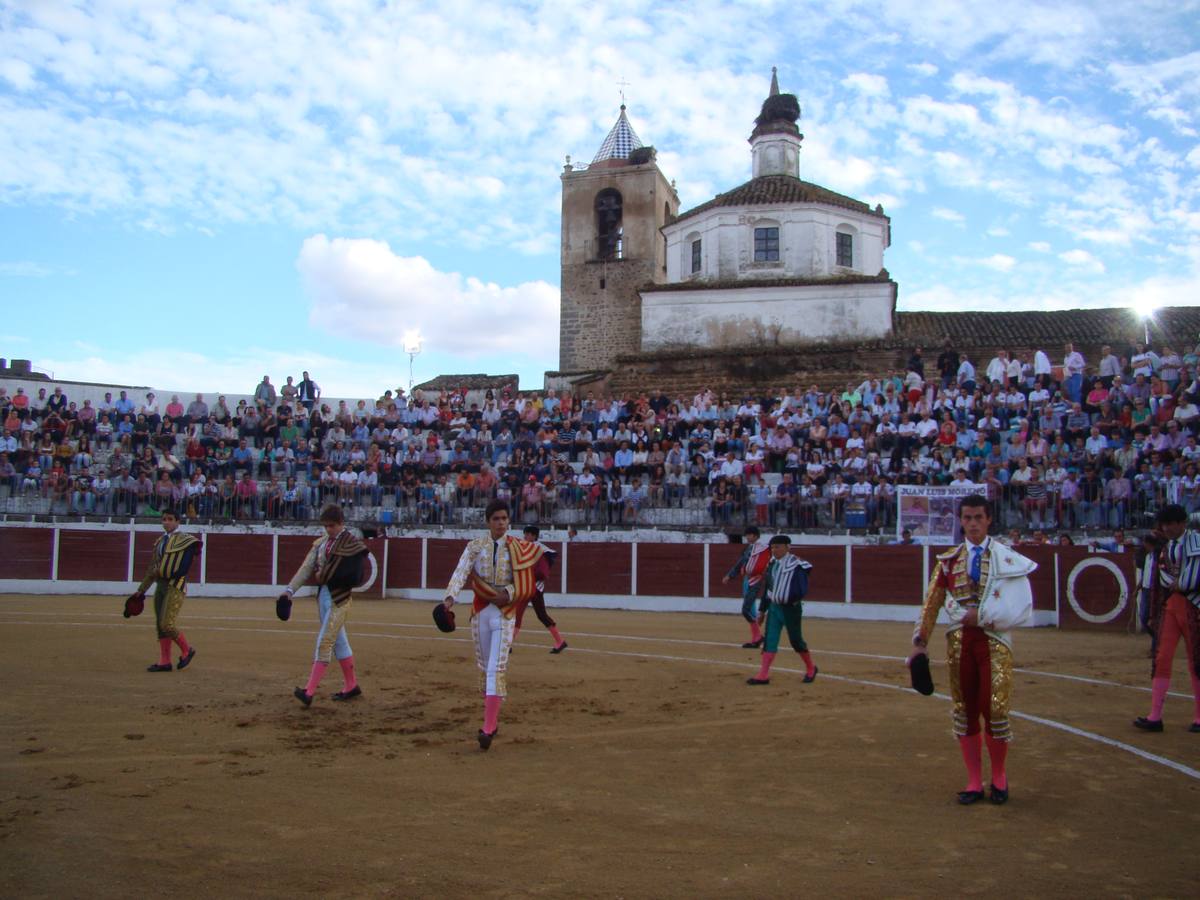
(567, 543, 632, 596)
(851, 545, 924, 605)
(133, 531, 161, 581)
(1057, 548, 1136, 631)
(57, 530, 128, 582)
(0, 528, 53, 580)
(428, 538, 468, 595)
(709, 543, 752, 598)
(277, 534, 318, 587)
(636, 543, 703, 597)
(789, 545, 846, 603)
(206, 533, 272, 585)
(386, 538, 423, 589)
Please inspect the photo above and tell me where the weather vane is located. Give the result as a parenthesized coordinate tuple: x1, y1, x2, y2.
(617, 77, 630, 107)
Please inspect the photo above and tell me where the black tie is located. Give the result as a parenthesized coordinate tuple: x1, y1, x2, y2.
(493, 540, 499, 575)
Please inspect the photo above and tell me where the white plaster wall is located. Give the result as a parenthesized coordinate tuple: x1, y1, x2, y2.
(665, 202, 888, 283)
(641, 282, 895, 349)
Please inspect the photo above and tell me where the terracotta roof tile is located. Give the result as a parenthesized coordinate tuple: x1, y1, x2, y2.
(897, 306, 1200, 347)
(674, 174, 884, 224)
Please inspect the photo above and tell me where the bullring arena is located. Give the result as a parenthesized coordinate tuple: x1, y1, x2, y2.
(2, 525, 1197, 897)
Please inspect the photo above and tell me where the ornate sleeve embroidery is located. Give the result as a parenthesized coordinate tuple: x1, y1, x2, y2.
(445, 538, 482, 598)
(915, 560, 949, 643)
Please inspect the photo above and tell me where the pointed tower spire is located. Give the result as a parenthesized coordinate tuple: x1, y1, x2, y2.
(750, 69, 802, 178)
(591, 105, 645, 164)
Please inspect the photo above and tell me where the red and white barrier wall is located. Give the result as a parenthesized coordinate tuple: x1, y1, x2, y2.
(0, 523, 1136, 630)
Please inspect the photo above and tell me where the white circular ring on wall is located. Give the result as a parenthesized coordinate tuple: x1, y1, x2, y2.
(360, 552, 379, 592)
(1066, 557, 1128, 625)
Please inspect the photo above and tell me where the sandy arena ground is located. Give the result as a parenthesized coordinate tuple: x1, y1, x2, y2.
(1, 594, 1197, 898)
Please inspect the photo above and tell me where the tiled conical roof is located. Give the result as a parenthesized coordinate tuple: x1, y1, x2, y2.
(591, 105, 644, 164)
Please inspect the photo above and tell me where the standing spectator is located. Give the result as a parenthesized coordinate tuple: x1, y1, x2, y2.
(936, 340, 959, 389)
(297, 371, 321, 412)
(254, 376, 277, 408)
(1063, 342, 1086, 403)
(281, 376, 298, 407)
(1098, 345, 1122, 388)
(1033, 347, 1053, 384)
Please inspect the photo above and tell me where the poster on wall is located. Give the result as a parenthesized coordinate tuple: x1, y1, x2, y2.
(896, 483, 983, 545)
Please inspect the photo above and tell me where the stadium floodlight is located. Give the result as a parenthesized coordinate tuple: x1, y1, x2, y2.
(1133, 298, 1159, 345)
(403, 330, 423, 392)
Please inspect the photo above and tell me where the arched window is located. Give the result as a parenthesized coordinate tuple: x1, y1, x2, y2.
(596, 189, 623, 261)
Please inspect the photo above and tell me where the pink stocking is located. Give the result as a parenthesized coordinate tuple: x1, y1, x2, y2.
(984, 734, 1008, 790)
(158, 638, 172, 666)
(756, 651, 776, 681)
(799, 650, 815, 677)
(750, 621, 762, 643)
(483, 695, 503, 734)
(303, 661, 328, 697)
(958, 733, 984, 792)
(338, 656, 357, 691)
(1150, 677, 1170, 721)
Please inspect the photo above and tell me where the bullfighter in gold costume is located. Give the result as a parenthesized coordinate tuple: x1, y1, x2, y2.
(910, 494, 1035, 805)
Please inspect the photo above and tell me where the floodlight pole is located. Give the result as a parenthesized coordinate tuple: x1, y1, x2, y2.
(406, 343, 422, 393)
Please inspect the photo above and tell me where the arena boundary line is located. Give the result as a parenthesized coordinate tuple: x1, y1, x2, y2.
(4, 615, 1197, 782)
(0, 606, 1187, 700)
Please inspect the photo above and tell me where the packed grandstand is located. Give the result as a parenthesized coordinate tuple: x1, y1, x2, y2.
(2, 337, 1199, 535)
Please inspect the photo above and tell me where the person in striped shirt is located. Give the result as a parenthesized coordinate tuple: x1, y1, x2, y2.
(746, 535, 817, 686)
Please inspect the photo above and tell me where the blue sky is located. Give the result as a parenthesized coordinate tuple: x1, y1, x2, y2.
(2, 0, 1198, 399)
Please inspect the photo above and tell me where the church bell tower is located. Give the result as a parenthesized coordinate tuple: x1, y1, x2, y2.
(558, 105, 679, 372)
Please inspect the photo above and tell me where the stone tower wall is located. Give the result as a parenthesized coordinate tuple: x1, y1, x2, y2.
(559, 161, 677, 371)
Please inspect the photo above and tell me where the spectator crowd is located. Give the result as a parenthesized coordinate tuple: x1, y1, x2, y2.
(2, 338, 1200, 533)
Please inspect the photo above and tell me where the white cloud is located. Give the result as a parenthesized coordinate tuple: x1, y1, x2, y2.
(979, 253, 1017, 272)
(0, 58, 36, 91)
(1059, 248, 1106, 273)
(931, 207, 965, 224)
(296, 234, 559, 357)
(907, 62, 938, 77)
(952, 253, 1017, 272)
(1028, 241, 1051, 252)
(986, 226, 1010, 237)
(842, 73, 890, 97)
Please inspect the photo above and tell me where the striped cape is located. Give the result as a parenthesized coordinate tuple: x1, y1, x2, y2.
(765, 553, 812, 606)
(139, 531, 200, 592)
(744, 541, 770, 586)
(316, 529, 368, 605)
(469, 536, 546, 618)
